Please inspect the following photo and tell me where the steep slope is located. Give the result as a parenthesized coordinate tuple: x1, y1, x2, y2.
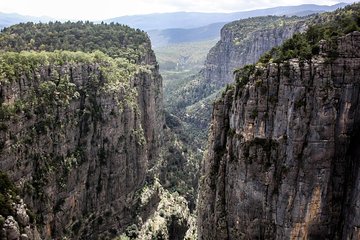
(0, 23, 163, 239)
(198, 4, 360, 239)
(0, 171, 40, 239)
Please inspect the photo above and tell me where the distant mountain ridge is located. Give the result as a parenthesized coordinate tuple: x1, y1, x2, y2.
(0, 12, 53, 29)
(146, 3, 348, 47)
(104, 3, 348, 30)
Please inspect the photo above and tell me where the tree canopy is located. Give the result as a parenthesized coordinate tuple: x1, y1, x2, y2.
(0, 21, 151, 62)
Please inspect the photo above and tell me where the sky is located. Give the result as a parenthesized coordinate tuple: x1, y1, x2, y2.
(0, 0, 357, 21)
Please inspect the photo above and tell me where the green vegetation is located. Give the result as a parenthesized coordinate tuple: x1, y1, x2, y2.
(155, 39, 218, 73)
(0, 50, 148, 199)
(158, 40, 219, 134)
(0, 50, 140, 108)
(154, 40, 220, 193)
(127, 179, 196, 240)
(0, 21, 150, 61)
(259, 3, 360, 63)
(233, 64, 255, 88)
(0, 171, 18, 217)
(228, 2, 360, 107)
(226, 16, 307, 47)
(0, 21, 152, 134)
(160, 130, 202, 209)
(2, 3, 359, 238)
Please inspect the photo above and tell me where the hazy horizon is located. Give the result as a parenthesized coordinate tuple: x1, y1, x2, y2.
(0, 0, 357, 21)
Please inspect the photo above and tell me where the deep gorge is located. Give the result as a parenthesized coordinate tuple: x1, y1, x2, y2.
(1, 3, 360, 240)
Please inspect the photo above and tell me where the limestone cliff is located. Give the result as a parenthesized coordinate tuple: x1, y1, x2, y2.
(198, 31, 360, 239)
(202, 16, 308, 88)
(0, 48, 163, 239)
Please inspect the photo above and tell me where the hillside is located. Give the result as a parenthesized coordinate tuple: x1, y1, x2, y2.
(155, 39, 218, 98)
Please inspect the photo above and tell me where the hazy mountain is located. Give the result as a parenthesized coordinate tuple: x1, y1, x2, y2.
(146, 2, 348, 47)
(148, 22, 225, 48)
(0, 12, 53, 29)
(105, 3, 348, 30)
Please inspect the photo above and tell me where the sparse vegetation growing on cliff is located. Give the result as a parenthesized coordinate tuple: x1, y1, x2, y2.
(0, 172, 17, 218)
(259, 3, 360, 63)
(233, 64, 255, 88)
(0, 50, 141, 111)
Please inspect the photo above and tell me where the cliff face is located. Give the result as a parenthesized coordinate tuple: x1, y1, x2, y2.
(198, 32, 360, 239)
(0, 49, 163, 239)
(202, 17, 307, 88)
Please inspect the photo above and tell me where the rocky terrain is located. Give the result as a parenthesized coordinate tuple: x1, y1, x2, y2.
(198, 28, 360, 239)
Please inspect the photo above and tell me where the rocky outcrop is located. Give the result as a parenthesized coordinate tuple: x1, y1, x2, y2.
(1, 200, 41, 240)
(0, 48, 163, 239)
(131, 179, 197, 240)
(198, 32, 360, 239)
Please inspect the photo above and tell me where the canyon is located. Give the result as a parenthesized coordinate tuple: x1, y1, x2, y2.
(1, 3, 360, 240)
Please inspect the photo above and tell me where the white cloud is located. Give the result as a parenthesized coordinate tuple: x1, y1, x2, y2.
(0, 0, 355, 20)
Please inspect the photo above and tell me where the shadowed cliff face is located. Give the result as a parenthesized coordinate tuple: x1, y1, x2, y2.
(198, 32, 360, 240)
(0, 50, 163, 239)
